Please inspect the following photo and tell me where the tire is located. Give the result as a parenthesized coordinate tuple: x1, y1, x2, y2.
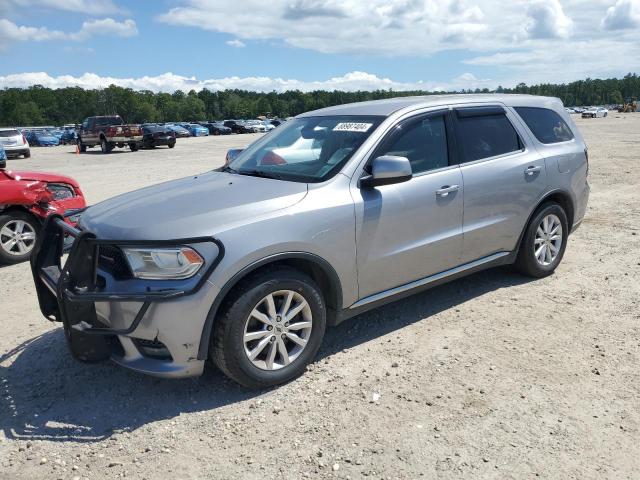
(168, 141, 175, 148)
(23, 150, 31, 158)
(0, 211, 39, 264)
(211, 268, 326, 388)
(129, 143, 139, 152)
(213, 130, 220, 136)
(100, 138, 112, 154)
(515, 202, 568, 278)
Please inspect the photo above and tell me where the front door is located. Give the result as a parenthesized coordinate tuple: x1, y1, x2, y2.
(352, 111, 464, 300)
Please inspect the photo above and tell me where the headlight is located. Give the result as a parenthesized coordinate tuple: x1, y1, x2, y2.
(46, 183, 75, 200)
(123, 247, 204, 280)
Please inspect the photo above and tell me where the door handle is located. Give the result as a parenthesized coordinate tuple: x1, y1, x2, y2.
(435, 185, 460, 197)
(525, 165, 542, 176)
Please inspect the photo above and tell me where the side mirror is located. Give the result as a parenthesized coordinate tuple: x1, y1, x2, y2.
(360, 155, 412, 188)
(225, 148, 243, 164)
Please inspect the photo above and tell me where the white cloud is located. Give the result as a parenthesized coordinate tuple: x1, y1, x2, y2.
(157, 0, 491, 55)
(226, 39, 246, 48)
(0, 19, 68, 42)
(0, 70, 494, 93)
(71, 18, 138, 40)
(153, 0, 640, 85)
(601, 0, 640, 30)
(524, 0, 573, 39)
(0, 18, 137, 46)
(0, 0, 125, 15)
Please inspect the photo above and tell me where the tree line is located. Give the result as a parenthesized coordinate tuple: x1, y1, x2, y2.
(0, 73, 638, 127)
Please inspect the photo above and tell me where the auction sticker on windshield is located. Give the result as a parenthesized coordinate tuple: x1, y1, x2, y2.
(333, 122, 373, 132)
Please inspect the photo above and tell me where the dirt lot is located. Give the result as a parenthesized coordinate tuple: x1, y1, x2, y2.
(1, 116, 639, 480)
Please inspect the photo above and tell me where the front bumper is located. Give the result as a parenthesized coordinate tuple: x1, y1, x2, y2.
(31, 216, 224, 378)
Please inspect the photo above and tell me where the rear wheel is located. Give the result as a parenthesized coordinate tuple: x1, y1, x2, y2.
(0, 211, 39, 264)
(515, 203, 568, 278)
(129, 143, 139, 152)
(211, 268, 326, 388)
(168, 141, 175, 148)
(23, 150, 31, 158)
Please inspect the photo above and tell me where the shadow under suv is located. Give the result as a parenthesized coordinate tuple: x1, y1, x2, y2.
(31, 94, 589, 388)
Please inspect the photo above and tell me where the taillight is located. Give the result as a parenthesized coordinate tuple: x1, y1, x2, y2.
(584, 148, 589, 176)
(22, 134, 27, 145)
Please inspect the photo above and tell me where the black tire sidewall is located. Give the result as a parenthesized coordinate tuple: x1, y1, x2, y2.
(518, 203, 568, 277)
(214, 270, 326, 388)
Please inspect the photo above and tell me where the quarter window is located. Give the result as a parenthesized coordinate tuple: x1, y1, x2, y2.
(515, 107, 574, 144)
(456, 112, 522, 163)
(376, 115, 449, 174)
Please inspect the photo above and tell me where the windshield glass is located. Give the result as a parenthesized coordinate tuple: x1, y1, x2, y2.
(228, 115, 383, 183)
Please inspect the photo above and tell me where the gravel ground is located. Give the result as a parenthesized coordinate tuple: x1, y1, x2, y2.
(1, 116, 639, 480)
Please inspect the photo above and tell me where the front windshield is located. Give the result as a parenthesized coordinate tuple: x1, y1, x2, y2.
(228, 115, 383, 183)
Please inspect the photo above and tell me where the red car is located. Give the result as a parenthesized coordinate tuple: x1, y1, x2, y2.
(0, 168, 86, 264)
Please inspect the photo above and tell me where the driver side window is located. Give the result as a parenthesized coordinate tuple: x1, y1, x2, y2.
(377, 115, 449, 175)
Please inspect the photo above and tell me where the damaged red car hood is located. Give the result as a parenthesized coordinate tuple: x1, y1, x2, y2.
(1, 169, 81, 188)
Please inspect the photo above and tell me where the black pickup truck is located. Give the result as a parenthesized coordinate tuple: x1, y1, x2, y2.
(78, 115, 143, 153)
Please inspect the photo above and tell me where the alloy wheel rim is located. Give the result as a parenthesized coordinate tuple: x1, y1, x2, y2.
(243, 290, 313, 371)
(534, 214, 562, 266)
(0, 220, 36, 256)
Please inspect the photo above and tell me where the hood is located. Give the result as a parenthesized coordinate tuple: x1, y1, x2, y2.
(1, 169, 81, 188)
(79, 171, 308, 240)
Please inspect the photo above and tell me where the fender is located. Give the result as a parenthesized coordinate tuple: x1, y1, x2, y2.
(516, 188, 575, 251)
(197, 251, 343, 360)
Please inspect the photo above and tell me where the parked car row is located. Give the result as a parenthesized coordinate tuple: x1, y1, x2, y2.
(565, 106, 609, 118)
(3, 116, 282, 159)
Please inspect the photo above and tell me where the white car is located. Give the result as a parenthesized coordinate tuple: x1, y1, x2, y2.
(245, 120, 267, 133)
(0, 128, 30, 158)
(262, 120, 276, 131)
(582, 107, 608, 118)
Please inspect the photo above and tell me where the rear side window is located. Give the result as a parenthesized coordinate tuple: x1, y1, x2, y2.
(456, 112, 522, 162)
(515, 107, 574, 144)
(376, 115, 449, 174)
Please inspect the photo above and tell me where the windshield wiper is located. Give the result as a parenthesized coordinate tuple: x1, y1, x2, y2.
(237, 169, 283, 180)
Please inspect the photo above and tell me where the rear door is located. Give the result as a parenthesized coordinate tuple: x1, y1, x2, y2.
(452, 105, 547, 263)
(352, 110, 464, 299)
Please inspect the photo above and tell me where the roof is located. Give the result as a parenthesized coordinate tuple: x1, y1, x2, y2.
(298, 94, 563, 117)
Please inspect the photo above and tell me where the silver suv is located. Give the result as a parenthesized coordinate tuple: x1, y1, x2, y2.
(31, 94, 589, 388)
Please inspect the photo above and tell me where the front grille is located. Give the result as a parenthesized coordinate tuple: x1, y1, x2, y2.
(97, 245, 132, 280)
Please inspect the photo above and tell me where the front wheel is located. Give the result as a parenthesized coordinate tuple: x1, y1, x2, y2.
(0, 212, 39, 264)
(515, 203, 568, 278)
(211, 268, 326, 388)
(168, 141, 175, 148)
(129, 143, 139, 152)
(100, 138, 112, 153)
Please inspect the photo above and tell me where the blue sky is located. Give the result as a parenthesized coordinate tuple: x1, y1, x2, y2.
(0, 0, 639, 92)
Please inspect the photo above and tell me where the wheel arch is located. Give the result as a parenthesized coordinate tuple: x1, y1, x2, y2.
(0, 205, 43, 224)
(517, 189, 575, 252)
(197, 252, 343, 360)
